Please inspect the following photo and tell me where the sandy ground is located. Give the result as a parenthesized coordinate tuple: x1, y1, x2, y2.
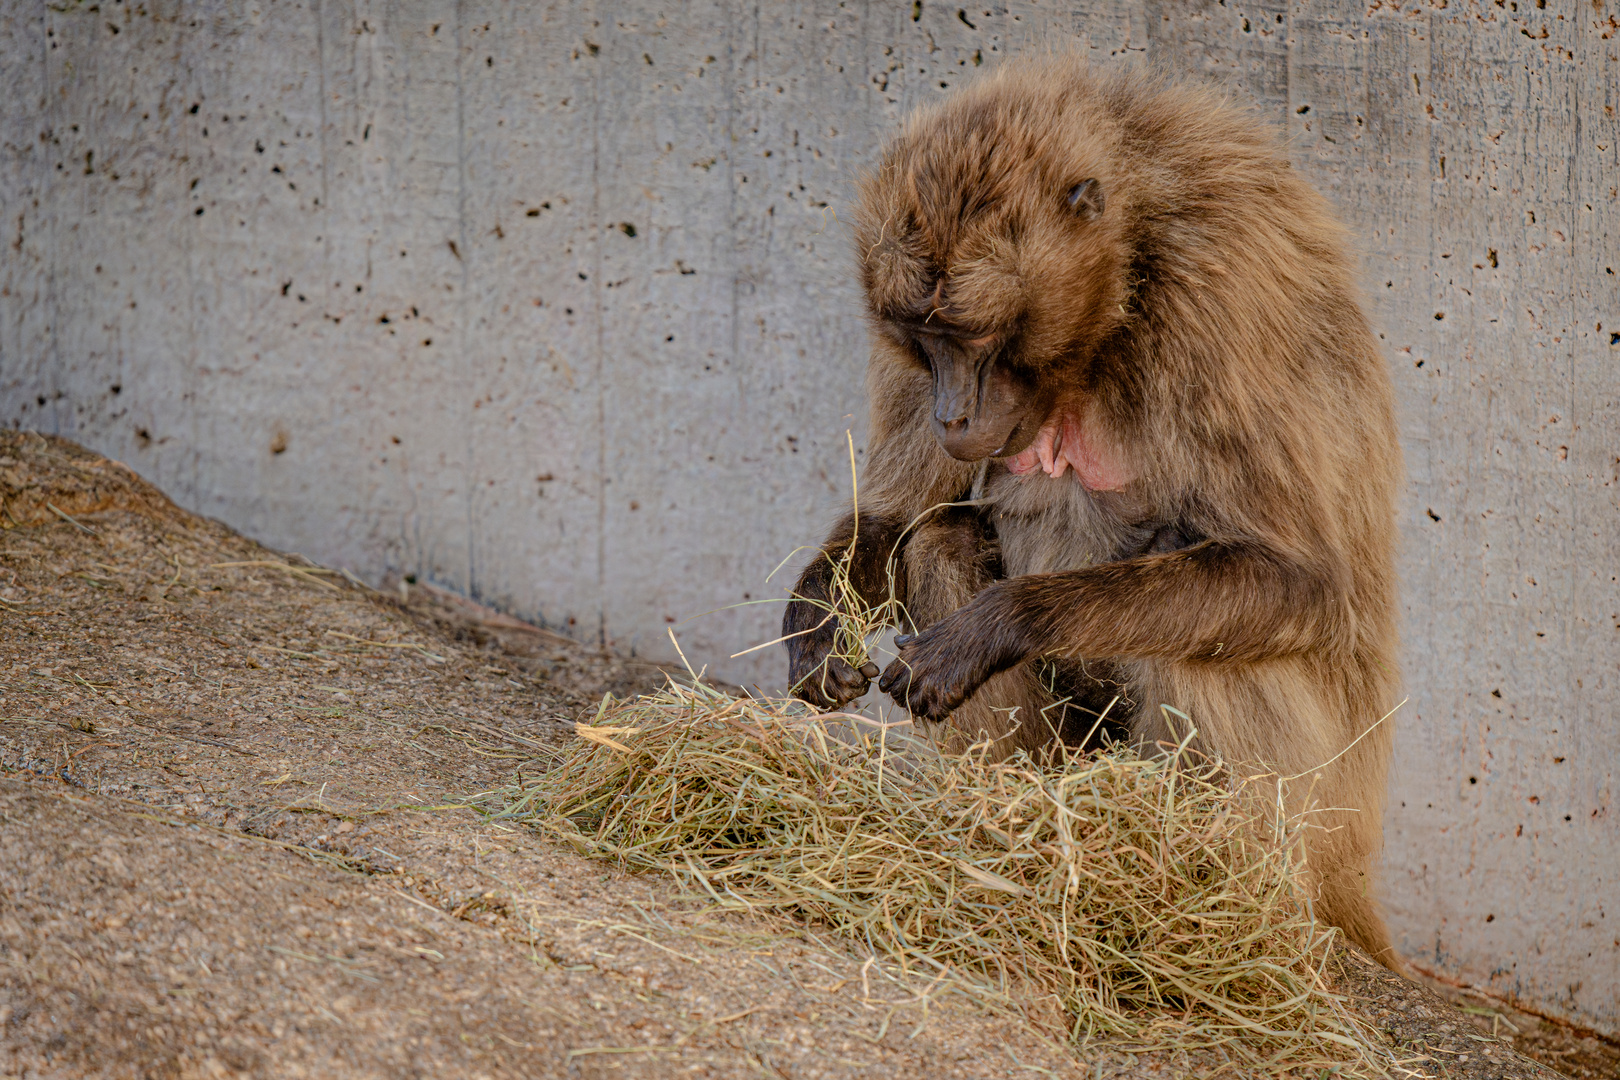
(0, 430, 1613, 1080)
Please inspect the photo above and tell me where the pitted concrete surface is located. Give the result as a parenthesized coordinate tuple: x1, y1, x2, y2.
(1, 1, 1615, 1037)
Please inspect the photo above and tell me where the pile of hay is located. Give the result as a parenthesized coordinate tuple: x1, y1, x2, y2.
(497, 679, 1389, 1075)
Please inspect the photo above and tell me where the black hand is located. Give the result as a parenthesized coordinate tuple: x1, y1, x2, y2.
(878, 587, 1036, 721)
(785, 598, 871, 708)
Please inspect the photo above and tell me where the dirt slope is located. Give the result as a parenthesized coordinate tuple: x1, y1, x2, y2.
(0, 431, 1608, 1080)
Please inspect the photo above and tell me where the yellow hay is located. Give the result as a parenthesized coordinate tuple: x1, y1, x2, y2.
(497, 680, 1395, 1076)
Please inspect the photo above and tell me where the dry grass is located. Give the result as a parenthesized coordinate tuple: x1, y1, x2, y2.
(6, 429, 1576, 1079)
(495, 678, 1402, 1077)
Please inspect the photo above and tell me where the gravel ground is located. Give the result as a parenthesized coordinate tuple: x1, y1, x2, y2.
(1, 430, 1611, 1080)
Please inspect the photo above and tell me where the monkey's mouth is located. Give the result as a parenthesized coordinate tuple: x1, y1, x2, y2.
(990, 413, 1044, 459)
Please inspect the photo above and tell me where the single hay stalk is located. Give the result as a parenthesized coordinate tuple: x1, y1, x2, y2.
(497, 680, 1395, 1076)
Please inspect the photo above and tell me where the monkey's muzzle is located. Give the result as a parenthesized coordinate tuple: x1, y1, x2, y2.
(923, 338, 1038, 462)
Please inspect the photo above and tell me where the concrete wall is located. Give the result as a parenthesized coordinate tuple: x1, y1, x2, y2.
(1, 0, 1614, 1036)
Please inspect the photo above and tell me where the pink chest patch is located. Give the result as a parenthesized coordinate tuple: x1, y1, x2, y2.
(1004, 412, 1132, 492)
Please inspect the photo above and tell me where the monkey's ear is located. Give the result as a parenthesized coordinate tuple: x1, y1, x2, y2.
(1066, 178, 1105, 220)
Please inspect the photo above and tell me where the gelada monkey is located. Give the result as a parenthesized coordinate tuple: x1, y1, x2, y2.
(783, 59, 1402, 961)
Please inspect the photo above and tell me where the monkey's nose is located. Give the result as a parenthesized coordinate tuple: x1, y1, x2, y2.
(933, 414, 976, 455)
(933, 387, 979, 431)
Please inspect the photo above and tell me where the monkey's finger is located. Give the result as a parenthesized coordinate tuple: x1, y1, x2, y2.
(790, 671, 845, 709)
(799, 657, 871, 707)
(876, 658, 911, 699)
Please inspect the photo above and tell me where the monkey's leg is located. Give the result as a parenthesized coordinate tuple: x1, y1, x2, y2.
(897, 508, 1057, 760)
(879, 541, 1400, 959)
(783, 512, 911, 708)
(1039, 658, 1135, 750)
(1132, 657, 1397, 962)
(1297, 660, 1397, 966)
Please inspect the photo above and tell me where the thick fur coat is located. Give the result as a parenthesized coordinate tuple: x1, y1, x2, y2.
(784, 59, 1403, 960)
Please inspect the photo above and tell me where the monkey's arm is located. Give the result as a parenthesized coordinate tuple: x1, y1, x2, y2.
(878, 539, 1354, 721)
(785, 362, 978, 708)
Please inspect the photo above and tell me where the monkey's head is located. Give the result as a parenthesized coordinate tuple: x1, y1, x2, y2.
(856, 65, 1132, 463)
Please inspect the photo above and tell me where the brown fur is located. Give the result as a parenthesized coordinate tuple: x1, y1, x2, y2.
(783, 59, 1402, 963)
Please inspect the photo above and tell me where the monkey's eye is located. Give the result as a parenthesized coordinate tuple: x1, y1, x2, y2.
(1066, 178, 1105, 220)
(904, 337, 933, 371)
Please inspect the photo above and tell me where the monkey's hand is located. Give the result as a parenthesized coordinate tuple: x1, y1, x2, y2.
(783, 513, 912, 709)
(878, 587, 1033, 722)
(784, 596, 877, 709)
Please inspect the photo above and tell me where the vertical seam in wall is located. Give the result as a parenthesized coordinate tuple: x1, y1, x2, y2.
(719, 2, 742, 604)
(1418, 11, 1438, 687)
(1426, 6, 1449, 640)
(1282, 0, 1295, 163)
(728, 8, 747, 473)
(40, 0, 59, 438)
(1564, 70, 1579, 654)
(455, 0, 475, 598)
(179, 12, 199, 505)
(314, 0, 331, 262)
(592, 5, 606, 648)
(313, 0, 333, 549)
(393, 9, 424, 583)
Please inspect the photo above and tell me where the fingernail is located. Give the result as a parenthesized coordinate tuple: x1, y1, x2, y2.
(894, 634, 912, 647)
(858, 661, 880, 679)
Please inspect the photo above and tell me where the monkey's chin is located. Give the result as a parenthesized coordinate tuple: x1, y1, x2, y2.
(989, 419, 1042, 461)
(941, 436, 1025, 462)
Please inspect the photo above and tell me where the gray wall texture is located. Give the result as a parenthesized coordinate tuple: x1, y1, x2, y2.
(1, 0, 1615, 1036)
